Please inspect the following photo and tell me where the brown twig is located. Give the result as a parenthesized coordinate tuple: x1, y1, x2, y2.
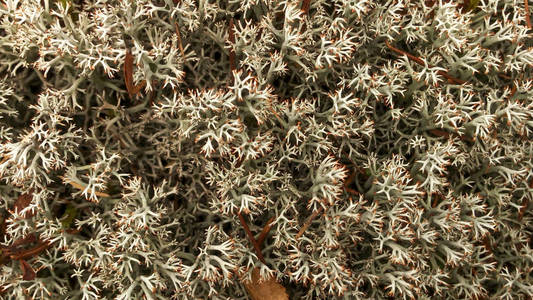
(429, 129, 451, 138)
(386, 40, 426, 65)
(296, 206, 324, 240)
(510, 84, 517, 99)
(526, 0, 532, 29)
(498, 73, 513, 80)
(237, 212, 266, 263)
(124, 49, 135, 97)
(256, 217, 275, 246)
(10, 234, 37, 248)
(228, 18, 237, 85)
(9, 240, 53, 261)
(482, 236, 493, 254)
(124, 49, 146, 99)
(429, 128, 474, 142)
(66, 227, 82, 235)
(61, 176, 110, 198)
(301, 0, 311, 15)
(174, 22, 185, 58)
(385, 40, 465, 85)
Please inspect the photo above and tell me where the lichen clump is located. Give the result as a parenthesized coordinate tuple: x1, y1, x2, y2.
(0, 0, 532, 299)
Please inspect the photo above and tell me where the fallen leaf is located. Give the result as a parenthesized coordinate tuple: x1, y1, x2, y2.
(13, 191, 35, 218)
(243, 267, 288, 300)
(19, 259, 36, 280)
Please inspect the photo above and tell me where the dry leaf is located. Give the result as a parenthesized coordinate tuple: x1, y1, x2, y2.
(19, 259, 36, 281)
(13, 191, 35, 218)
(243, 267, 288, 300)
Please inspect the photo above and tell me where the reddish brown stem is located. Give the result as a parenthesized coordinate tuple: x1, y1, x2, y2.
(526, 0, 532, 29)
(237, 212, 265, 264)
(174, 22, 185, 58)
(429, 128, 474, 142)
(386, 40, 425, 65)
(301, 0, 311, 15)
(344, 187, 359, 195)
(498, 73, 512, 80)
(296, 206, 324, 240)
(228, 18, 237, 84)
(429, 129, 450, 138)
(510, 84, 517, 98)
(124, 49, 135, 97)
(256, 217, 275, 247)
(431, 192, 445, 208)
(385, 40, 465, 85)
(124, 49, 146, 99)
(66, 228, 82, 235)
(10, 234, 37, 248)
(10, 240, 52, 261)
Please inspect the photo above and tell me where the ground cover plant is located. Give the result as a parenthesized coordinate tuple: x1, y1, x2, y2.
(0, 0, 532, 299)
